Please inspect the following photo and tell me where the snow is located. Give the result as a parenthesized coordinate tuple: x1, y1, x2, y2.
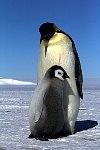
(0, 86, 100, 150)
(0, 78, 36, 85)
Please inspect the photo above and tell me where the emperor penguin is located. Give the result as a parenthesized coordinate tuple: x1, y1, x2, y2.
(29, 65, 70, 140)
(37, 22, 83, 134)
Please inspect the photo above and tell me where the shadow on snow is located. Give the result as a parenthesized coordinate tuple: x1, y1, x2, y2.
(0, 148, 6, 150)
(75, 120, 98, 133)
(58, 120, 98, 138)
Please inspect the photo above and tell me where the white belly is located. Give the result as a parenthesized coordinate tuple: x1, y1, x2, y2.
(37, 33, 80, 133)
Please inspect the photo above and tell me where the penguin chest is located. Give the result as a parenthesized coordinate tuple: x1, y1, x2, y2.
(48, 46, 74, 74)
(39, 40, 75, 80)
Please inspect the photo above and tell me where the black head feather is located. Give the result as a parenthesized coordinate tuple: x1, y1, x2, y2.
(39, 22, 55, 42)
(45, 65, 70, 79)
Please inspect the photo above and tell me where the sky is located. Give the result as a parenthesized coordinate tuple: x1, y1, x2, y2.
(0, 0, 100, 81)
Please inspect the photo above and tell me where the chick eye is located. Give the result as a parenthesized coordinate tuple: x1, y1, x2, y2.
(58, 72, 62, 75)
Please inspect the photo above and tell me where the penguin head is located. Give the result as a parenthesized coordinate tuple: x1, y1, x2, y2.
(39, 22, 64, 57)
(45, 65, 70, 81)
(39, 22, 60, 42)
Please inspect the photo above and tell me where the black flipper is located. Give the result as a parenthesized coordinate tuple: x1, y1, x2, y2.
(57, 29, 83, 99)
(73, 46, 83, 99)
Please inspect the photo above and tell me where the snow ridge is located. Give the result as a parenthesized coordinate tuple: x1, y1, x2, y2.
(0, 78, 36, 85)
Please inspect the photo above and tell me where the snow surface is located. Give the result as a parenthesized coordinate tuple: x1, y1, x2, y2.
(0, 86, 100, 150)
(0, 78, 36, 86)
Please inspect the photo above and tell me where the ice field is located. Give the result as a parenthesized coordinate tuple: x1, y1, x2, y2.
(0, 85, 100, 150)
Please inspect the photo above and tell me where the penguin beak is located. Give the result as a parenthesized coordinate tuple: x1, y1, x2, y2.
(45, 46, 47, 57)
(44, 40, 49, 57)
(63, 73, 70, 79)
(44, 34, 49, 39)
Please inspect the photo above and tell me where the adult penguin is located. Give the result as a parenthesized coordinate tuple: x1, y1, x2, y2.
(29, 65, 70, 140)
(37, 22, 83, 134)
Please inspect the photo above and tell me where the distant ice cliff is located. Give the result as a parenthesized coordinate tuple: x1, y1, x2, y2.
(0, 78, 36, 85)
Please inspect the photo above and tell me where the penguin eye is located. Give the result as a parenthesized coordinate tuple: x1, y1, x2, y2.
(58, 71, 63, 76)
(55, 70, 64, 80)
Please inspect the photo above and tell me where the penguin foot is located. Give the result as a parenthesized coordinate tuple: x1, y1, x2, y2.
(28, 133, 34, 138)
(28, 133, 49, 141)
(36, 136, 49, 141)
(64, 127, 75, 135)
(66, 130, 74, 135)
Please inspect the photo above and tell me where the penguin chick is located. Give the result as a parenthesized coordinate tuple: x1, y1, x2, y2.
(29, 65, 70, 140)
